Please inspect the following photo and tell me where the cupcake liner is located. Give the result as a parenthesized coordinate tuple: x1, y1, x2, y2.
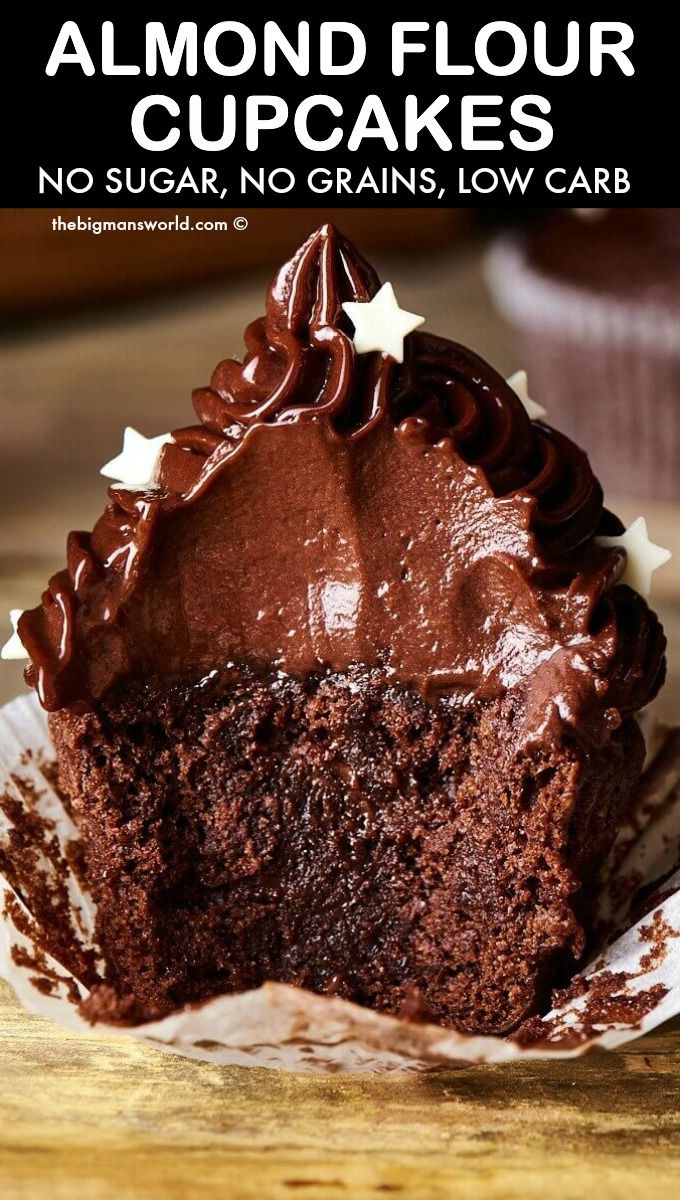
(1, 693, 680, 1074)
(485, 234, 680, 504)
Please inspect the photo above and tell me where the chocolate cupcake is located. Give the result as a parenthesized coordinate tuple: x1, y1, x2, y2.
(3, 225, 668, 1036)
(487, 209, 680, 503)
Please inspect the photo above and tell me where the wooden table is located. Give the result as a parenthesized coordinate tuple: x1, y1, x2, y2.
(0, 983, 678, 1199)
(1, 245, 679, 1198)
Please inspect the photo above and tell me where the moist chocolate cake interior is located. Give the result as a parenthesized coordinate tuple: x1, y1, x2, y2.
(53, 666, 644, 1033)
(18, 224, 666, 1033)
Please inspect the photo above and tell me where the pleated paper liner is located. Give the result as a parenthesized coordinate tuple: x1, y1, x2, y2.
(1, 693, 679, 1074)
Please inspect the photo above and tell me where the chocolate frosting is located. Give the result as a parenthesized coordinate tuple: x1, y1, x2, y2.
(20, 225, 665, 737)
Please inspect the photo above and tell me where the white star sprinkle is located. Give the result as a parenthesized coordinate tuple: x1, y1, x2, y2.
(507, 370, 547, 421)
(100, 427, 173, 488)
(596, 517, 672, 597)
(342, 282, 424, 364)
(1, 610, 28, 661)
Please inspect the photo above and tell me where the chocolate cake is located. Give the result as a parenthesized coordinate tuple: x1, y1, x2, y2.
(11, 225, 667, 1034)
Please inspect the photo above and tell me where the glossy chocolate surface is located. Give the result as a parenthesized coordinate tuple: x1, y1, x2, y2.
(20, 225, 665, 732)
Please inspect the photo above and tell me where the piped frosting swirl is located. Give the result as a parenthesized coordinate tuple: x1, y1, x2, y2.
(19, 224, 665, 725)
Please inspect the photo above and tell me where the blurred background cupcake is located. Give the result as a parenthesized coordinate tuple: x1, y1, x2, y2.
(486, 209, 680, 504)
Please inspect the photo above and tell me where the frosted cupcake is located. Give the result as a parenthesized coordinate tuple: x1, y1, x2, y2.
(3, 225, 669, 1037)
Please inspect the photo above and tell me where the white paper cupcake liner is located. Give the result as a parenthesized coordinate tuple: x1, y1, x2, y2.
(1, 693, 680, 1074)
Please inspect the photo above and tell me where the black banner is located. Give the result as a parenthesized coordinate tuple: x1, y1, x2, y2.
(4, 10, 672, 206)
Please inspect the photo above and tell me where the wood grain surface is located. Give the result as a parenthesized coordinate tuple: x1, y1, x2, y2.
(0, 983, 678, 1199)
(1, 244, 679, 1198)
